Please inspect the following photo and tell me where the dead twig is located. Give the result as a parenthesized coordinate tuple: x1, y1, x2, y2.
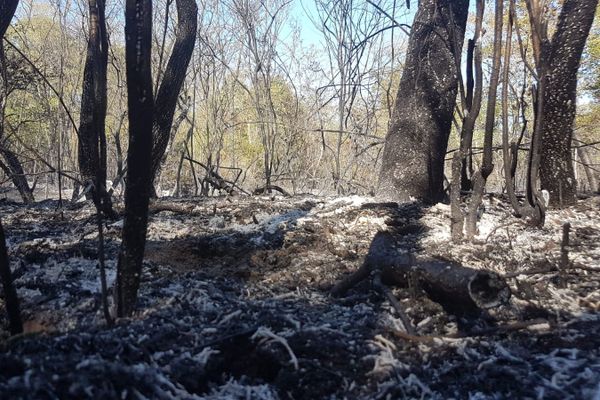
(388, 318, 550, 344)
(372, 270, 416, 335)
(558, 223, 570, 287)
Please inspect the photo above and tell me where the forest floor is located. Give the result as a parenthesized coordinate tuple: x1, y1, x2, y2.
(0, 193, 599, 399)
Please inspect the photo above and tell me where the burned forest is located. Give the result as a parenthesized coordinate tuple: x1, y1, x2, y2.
(1, 0, 600, 399)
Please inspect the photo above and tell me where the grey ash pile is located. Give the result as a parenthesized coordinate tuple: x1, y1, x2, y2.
(1, 195, 599, 399)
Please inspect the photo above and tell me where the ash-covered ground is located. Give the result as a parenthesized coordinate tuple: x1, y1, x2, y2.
(0, 194, 599, 399)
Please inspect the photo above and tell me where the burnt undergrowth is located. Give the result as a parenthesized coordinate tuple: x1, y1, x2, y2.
(0, 195, 599, 399)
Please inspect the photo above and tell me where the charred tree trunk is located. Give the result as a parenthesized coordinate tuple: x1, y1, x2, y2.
(377, 0, 469, 204)
(502, 0, 551, 225)
(154, 104, 189, 192)
(0, 218, 21, 334)
(0, 2, 34, 204)
(0, 0, 22, 335)
(77, 0, 113, 215)
(150, 0, 197, 193)
(464, 0, 503, 240)
(502, 1, 524, 216)
(0, 145, 34, 203)
(534, 0, 598, 206)
(451, 0, 484, 241)
(115, 0, 153, 318)
(0, 0, 18, 37)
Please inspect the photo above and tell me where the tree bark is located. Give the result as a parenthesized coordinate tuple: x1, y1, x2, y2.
(0, 0, 22, 335)
(377, 0, 469, 204)
(0, 218, 22, 334)
(465, 0, 503, 240)
(502, 1, 524, 215)
(452, 0, 484, 242)
(537, 0, 598, 206)
(150, 0, 197, 192)
(0, 146, 34, 203)
(77, 0, 113, 215)
(332, 232, 511, 314)
(115, 0, 153, 318)
(0, 0, 18, 38)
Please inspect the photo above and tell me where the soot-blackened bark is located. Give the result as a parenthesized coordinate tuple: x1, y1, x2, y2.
(1, 0, 34, 204)
(538, 0, 598, 206)
(150, 0, 197, 192)
(115, 0, 153, 318)
(78, 0, 113, 214)
(0, 146, 34, 203)
(465, 0, 503, 240)
(378, 0, 469, 204)
(332, 232, 511, 314)
(0, 0, 18, 38)
(0, 0, 23, 335)
(0, 218, 22, 334)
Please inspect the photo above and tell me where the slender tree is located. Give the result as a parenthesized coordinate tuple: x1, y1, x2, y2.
(150, 0, 198, 193)
(78, 0, 113, 215)
(451, 0, 484, 242)
(377, 0, 469, 203)
(464, 0, 503, 239)
(0, 0, 23, 335)
(115, 0, 153, 317)
(313, 0, 385, 193)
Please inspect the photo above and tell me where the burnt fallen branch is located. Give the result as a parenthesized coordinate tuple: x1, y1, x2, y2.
(372, 270, 416, 335)
(388, 318, 549, 344)
(184, 157, 250, 196)
(332, 232, 511, 315)
(382, 259, 511, 314)
(253, 185, 291, 197)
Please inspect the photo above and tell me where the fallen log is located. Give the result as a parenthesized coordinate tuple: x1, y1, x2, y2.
(332, 232, 511, 314)
(382, 259, 511, 314)
(253, 185, 291, 197)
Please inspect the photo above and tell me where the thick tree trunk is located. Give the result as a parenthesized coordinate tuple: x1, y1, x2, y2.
(538, 0, 598, 206)
(115, 0, 153, 318)
(150, 0, 197, 192)
(77, 0, 113, 215)
(377, 0, 469, 204)
(0, 1, 18, 38)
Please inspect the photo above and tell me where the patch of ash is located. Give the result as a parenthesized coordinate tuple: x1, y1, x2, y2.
(1, 195, 599, 399)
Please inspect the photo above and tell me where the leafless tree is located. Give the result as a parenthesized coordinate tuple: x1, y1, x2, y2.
(0, 0, 23, 336)
(150, 0, 198, 194)
(115, 0, 154, 318)
(78, 0, 113, 215)
(313, 0, 387, 193)
(230, 0, 289, 192)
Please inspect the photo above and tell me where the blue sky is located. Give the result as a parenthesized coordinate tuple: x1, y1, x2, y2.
(288, 0, 416, 48)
